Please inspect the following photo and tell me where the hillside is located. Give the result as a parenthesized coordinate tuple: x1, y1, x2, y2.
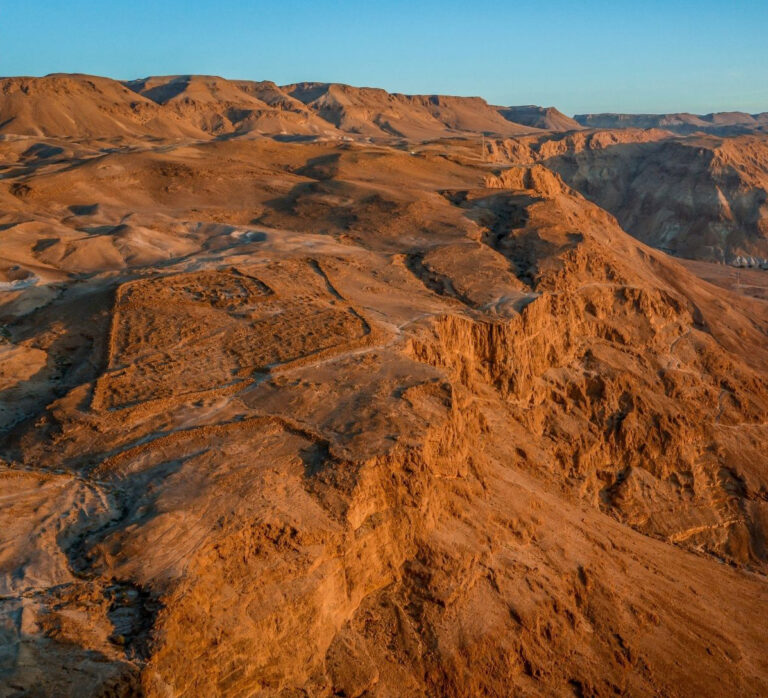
(498, 104, 582, 131)
(537, 133, 768, 263)
(283, 82, 541, 139)
(0, 74, 547, 142)
(0, 74, 204, 139)
(575, 111, 768, 135)
(124, 75, 339, 137)
(1, 75, 768, 696)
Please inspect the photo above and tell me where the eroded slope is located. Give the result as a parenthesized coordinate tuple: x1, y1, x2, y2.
(1, 134, 768, 697)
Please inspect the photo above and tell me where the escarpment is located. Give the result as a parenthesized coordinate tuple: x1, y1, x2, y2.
(2, 103, 768, 696)
(402, 189, 768, 571)
(484, 130, 768, 264)
(135, 385, 489, 695)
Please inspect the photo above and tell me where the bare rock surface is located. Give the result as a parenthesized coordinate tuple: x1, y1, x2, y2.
(483, 129, 768, 263)
(1, 76, 768, 696)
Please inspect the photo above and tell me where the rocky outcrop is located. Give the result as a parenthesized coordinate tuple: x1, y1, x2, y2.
(731, 255, 768, 268)
(545, 136, 768, 261)
(483, 130, 768, 263)
(2, 117, 768, 696)
(483, 164, 569, 196)
(497, 105, 582, 132)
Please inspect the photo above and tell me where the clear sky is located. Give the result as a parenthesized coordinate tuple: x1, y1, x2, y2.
(2, 0, 767, 115)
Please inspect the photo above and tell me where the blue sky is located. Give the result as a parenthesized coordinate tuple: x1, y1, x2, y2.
(2, 0, 767, 114)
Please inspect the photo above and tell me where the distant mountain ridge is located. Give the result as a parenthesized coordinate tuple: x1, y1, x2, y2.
(575, 111, 768, 134)
(497, 105, 582, 131)
(267, 81, 542, 139)
(0, 73, 568, 140)
(3, 73, 765, 142)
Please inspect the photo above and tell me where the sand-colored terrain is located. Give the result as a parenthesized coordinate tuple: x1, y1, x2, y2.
(574, 111, 768, 135)
(1, 76, 768, 696)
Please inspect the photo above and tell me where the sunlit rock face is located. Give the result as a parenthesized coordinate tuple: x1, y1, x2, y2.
(1, 75, 768, 697)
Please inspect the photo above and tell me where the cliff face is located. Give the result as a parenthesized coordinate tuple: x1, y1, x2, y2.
(540, 135, 768, 263)
(482, 130, 768, 264)
(1, 83, 768, 696)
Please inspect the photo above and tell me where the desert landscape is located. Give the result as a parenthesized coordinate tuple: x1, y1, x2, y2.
(1, 73, 768, 697)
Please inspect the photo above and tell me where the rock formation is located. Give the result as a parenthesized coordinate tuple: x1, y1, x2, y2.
(575, 111, 768, 135)
(1, 76, 768, 696)
(498, 105, 582, 132)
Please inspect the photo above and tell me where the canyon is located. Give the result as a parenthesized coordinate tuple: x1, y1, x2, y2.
(1, 75, 768, 697)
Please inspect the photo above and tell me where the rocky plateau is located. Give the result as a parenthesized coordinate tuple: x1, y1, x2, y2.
(1, 74, 767, 697)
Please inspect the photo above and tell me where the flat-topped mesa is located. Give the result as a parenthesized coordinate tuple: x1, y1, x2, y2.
(575, 111, 768, 134)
